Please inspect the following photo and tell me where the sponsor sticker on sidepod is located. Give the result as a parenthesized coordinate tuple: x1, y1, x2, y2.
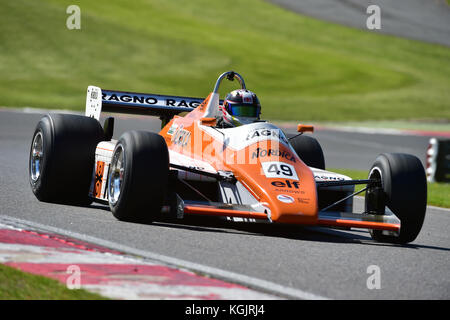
(277, 194, 295, 204)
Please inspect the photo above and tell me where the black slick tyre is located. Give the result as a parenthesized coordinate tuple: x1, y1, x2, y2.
(289, 135, 325, 169)
(29, 114, 104, 205)
(365, 153, 427, 244)
(108, 130, 169, 223)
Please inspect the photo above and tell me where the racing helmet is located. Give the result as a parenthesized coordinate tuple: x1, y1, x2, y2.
(223, 89, 261, 119)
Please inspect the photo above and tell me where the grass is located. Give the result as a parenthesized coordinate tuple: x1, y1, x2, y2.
(330, 168, 450, 208)
(308, 120, 450, 132)
(0, 0, 449, 122)
(0, 264, 107, 300)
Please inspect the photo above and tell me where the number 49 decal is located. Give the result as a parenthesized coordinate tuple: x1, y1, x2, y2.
(261, 161, 298, 180)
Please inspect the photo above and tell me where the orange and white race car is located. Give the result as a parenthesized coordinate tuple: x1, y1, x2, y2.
(29, 71, 427, 244)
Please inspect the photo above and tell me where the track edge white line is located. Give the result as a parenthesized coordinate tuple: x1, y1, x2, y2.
(0, 214, 330, 300)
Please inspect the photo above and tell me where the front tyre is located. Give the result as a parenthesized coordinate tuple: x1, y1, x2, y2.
(365, 153, 427, 244)
(108, 131, 169, 223)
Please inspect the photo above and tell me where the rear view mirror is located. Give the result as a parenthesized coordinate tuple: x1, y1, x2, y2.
(200, 117, 217, 126)
(297, 124, 314, 133)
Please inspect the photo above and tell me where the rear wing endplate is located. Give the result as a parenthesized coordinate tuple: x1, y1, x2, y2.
(85, 86, 205, 120)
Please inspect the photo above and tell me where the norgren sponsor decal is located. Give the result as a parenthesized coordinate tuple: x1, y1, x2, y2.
(102, 91, 201, 108)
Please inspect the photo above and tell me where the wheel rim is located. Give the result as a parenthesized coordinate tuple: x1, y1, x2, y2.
(366, 166, 385, 215)
(30, 131, 43, 182)
(109, 144, 125, 205)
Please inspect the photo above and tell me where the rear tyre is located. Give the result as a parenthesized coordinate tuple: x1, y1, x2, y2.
(365, 153, 427, 244)
(108, 131, 169, 223)
(29, 114, 104, 205)
(289, 135, 325, 169)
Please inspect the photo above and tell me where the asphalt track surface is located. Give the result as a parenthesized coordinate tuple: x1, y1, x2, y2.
(0, 109, 449, 299)
(268, 0, 450, 47)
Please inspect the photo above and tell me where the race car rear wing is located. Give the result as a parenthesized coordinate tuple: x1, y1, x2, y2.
(85, 85, 205, 121)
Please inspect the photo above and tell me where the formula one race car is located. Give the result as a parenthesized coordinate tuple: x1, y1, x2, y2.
(29, 71, 427, 244)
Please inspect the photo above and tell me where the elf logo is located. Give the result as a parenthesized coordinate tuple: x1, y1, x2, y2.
(277, 194, 295, 204)
(271, 180, 300, 189)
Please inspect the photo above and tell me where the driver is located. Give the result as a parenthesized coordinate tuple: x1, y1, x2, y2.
(216, 89, 261, 128)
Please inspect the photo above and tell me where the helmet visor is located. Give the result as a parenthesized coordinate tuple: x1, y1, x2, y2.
(229, 105, 259, 117)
